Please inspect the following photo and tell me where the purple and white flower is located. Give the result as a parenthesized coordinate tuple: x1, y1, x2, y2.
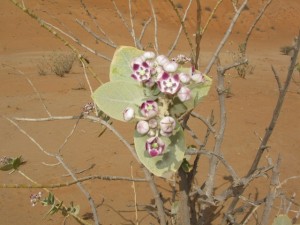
(145, 136, 165, 157)
(177, 86, 191, 102)
(30, 192, 42, 207)
(140, 100, 159, 118)
(123, 107, 135, 121)
(157, 72, 181, 95)
(131, 58, 152, 82)
(136, 120, 150, 135)
(160, 116, 176, 137)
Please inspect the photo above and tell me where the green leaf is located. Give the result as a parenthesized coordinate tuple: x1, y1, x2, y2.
(181, 158, 193, 173)
(134, 124, 186, 178)
(92, 81, 148, 121)
(110, 46, 144, 82)
(272, 214, 292, 225)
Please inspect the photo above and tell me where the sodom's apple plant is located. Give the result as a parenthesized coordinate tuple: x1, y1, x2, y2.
(92, 46, 212, 177)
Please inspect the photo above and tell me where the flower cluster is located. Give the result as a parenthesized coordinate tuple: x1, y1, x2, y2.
(131, 52, 205, 101)
(171, 54, 191, 65)
(125, 52, 206, 157)
(30, 192, 42, 207)
(82, 102, 95, 115)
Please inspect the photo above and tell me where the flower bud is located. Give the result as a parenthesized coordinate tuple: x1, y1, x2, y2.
(147, 129, 156, 137)
(177, 86, 191, 102)
(156, 55, 169, 66)
(143, 51, 155, 59)
(123, 107, 135, 121)
(136, 121, 149, 135)
(191, 72, 205, 83)
(163, 61, 178, 73)
(179, 72, 191, 84)
(160, 116, 176, 135)
(148, 118, 158, 129)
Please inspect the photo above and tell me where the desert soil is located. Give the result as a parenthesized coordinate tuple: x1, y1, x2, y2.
(0, 0, 300, 225)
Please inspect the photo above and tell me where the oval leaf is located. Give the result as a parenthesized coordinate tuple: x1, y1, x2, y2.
(134, 125, 186, 178)
(272, 214, 293, 225)
(92, 81, 147, 121)
(110, 46, 144, 82)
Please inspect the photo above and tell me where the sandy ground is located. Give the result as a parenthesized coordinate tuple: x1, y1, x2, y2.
(0, 0, 300, 224)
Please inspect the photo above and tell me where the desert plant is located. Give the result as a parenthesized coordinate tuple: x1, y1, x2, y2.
(50, 52, 77, 77)
(2, 0, 300, 225)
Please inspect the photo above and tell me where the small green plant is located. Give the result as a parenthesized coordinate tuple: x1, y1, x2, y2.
(40, 193, 80, 217)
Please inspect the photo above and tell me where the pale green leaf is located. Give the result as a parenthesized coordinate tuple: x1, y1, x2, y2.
(92, 81, 147, 121)
(272, 214, 292, 225)
(134, 125, 186, 178)
(110, 46, 144, 82)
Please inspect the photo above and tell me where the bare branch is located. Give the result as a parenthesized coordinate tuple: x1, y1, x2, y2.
(260, 156, 281, 225)
(80, 0, 116, 47)
(16, 170, 92, 225)
(13, 114, 167, 224)
(205, 0, 248, 74)
(1, 174, 147, 188)
(167, 0, 193, 57)
(222, 58, 248, 72)
(75, 19, 117, 48)
(4, 116, 101, 225)
(271, 65, 282, 90)
(130, 163, 140, 225)
(2, 64, 52, 117)
(62, 163, 95, 177)
(201, 63, 229, 207)
(201, 0, 224, 36)
(194, 0, 202, 69)
(167, 0, 194, 58)
(190, 112, 216, 134)
(58, 115, 82, 154)
(247, 31, 300, 176)
(138, 17, 152, 45)
(9, 0, 104, 84)
(178, 168, 191, 225)
(44, 21, 111, 61)
(128, 0, 137, 48)
(111, 0, 141, 48)
(4, 116, 54, 157)
(185, 125, 203, 147)
(277, 176, 300, 189)
(148, 0, 159, 53)
(243, 0, 273, 52)
(186, 149, 239, 183)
